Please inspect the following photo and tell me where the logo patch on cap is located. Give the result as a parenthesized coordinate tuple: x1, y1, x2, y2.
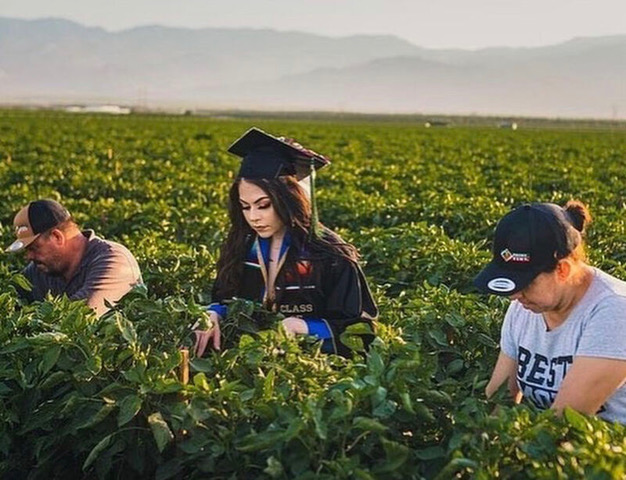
(500, 249, 530, 263)
(487, 277, 516, 293)
(16, 225, 29, 236)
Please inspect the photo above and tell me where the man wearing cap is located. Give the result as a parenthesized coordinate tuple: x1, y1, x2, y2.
(475, 200, 626, 424)
(6, 199, 143, 317)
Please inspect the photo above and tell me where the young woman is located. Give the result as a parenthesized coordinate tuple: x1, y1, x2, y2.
(474, 201, 626, 424)
(194, 128, 377, 358)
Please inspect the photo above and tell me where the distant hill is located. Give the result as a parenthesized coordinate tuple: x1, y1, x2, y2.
(1, 17, 624, 118)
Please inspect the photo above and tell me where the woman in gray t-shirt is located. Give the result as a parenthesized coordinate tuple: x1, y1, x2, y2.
(474, 200, 626, 424)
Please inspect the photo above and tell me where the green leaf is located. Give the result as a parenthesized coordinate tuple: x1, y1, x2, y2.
(312, 406, 328, 440)
(415, 445, 445, 460)
(374, 438, 410, 474)
(116, 315, 138, 346)
(240, 388, 255, 402)
(85, 355, 103, 375)
(148, 412, 174, 453)
(82, 434, 112, 471)
(352, 416, 388, 433)
(238, 334, 256, 348)
(367, 350, 385, 377)
(427, 329, 448, 347)
(178, 435, 210, 454)
(11, 273, 32, 292)
(193, 372, 210, 390)
(563, 406, 591, 431)
(28, 332, 70, 345)
(372, 386, 388, 406)
(446, 358, 465, 374)
(0, 340, 30, 354)
(339, 331, 366, 352)
(77, 403, 116, 430)
(264, 456, 284, 478)
(343, 322, 375, 335)
(433, 458, 479, 480)
(123, 365, 145, 383)
(118, 394, 142, 427)
(190, 358, 214, 373)
(399, 392, 415, 414)
(373, 399, 397, 418)
(19, 402, 60, 434)
(354, 469, 377, 480)
(444, 313, 466, 328)
(284, 418, 305, 441)
(476, 333, 498, 348)
(236, 430, 286, 452)
(413, 403, 436, 422)
(40, 370, 68, 390)
(263, 369, 276, 400)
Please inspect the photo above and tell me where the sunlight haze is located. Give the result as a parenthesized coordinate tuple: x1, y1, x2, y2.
(3, 0, 625, 49)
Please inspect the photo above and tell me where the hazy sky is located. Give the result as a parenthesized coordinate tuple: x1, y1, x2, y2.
(2, 0, 625, 49)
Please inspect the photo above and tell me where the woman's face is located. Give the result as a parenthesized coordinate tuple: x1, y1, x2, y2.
(238, 179, 286, 239)
(509, 270, 562, 313)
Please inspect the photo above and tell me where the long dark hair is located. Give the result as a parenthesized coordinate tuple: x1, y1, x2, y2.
(214, 175, 358, 299)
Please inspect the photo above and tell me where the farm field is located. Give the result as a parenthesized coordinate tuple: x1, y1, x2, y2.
(1, 109, 626, 479)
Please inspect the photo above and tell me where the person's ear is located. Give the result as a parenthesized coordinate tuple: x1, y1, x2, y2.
(48, 228, 66, 246)
(556, 258, 572, 281)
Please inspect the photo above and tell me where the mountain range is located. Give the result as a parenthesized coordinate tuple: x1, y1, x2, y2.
(1, 17, 624, 118)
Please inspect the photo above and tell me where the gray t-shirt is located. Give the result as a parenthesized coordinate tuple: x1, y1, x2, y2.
(501, 267, 626, 424)
(23, 230, 143, 316)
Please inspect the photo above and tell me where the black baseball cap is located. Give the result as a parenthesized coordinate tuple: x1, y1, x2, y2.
(473, 203, 582, 295)
(6, 199, 71, 253)
(228, 127, 330, 180)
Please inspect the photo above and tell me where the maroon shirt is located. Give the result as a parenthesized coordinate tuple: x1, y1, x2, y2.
(22, 230, 143, 316)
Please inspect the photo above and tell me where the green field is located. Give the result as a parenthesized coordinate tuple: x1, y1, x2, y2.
(1, 110, 626, 479)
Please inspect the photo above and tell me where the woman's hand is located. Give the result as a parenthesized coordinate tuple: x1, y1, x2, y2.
(281, 317, 309, 337)
(485, 351, 520, 400)
(193, 311, 221, 357)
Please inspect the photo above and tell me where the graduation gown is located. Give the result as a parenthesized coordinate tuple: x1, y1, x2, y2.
(210, 231, 378, 357)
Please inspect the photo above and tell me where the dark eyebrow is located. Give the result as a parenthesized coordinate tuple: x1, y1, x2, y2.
(239, 196, 270, 205)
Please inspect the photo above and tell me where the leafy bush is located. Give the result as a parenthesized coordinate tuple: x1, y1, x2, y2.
(2, 110, 626, 478)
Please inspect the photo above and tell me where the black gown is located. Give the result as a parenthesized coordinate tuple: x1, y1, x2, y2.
(209, 230, 378, 357)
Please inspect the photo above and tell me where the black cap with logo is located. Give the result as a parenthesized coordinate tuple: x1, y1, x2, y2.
(473, 203, 582, 295)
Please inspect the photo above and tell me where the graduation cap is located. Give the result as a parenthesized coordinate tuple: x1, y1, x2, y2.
(228, 127, 330, 180)
(228, 127, 331, 237)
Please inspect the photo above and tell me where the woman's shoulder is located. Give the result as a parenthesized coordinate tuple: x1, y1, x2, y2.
(590, 268, 626, 300)
(578, 268, 626, 320)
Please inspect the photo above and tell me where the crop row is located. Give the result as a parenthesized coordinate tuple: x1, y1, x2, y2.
(0, 110, 625, 478)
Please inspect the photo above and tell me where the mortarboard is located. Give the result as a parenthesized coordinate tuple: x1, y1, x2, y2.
(227, 127, 331, 237)
(227, 127, 330, 180)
